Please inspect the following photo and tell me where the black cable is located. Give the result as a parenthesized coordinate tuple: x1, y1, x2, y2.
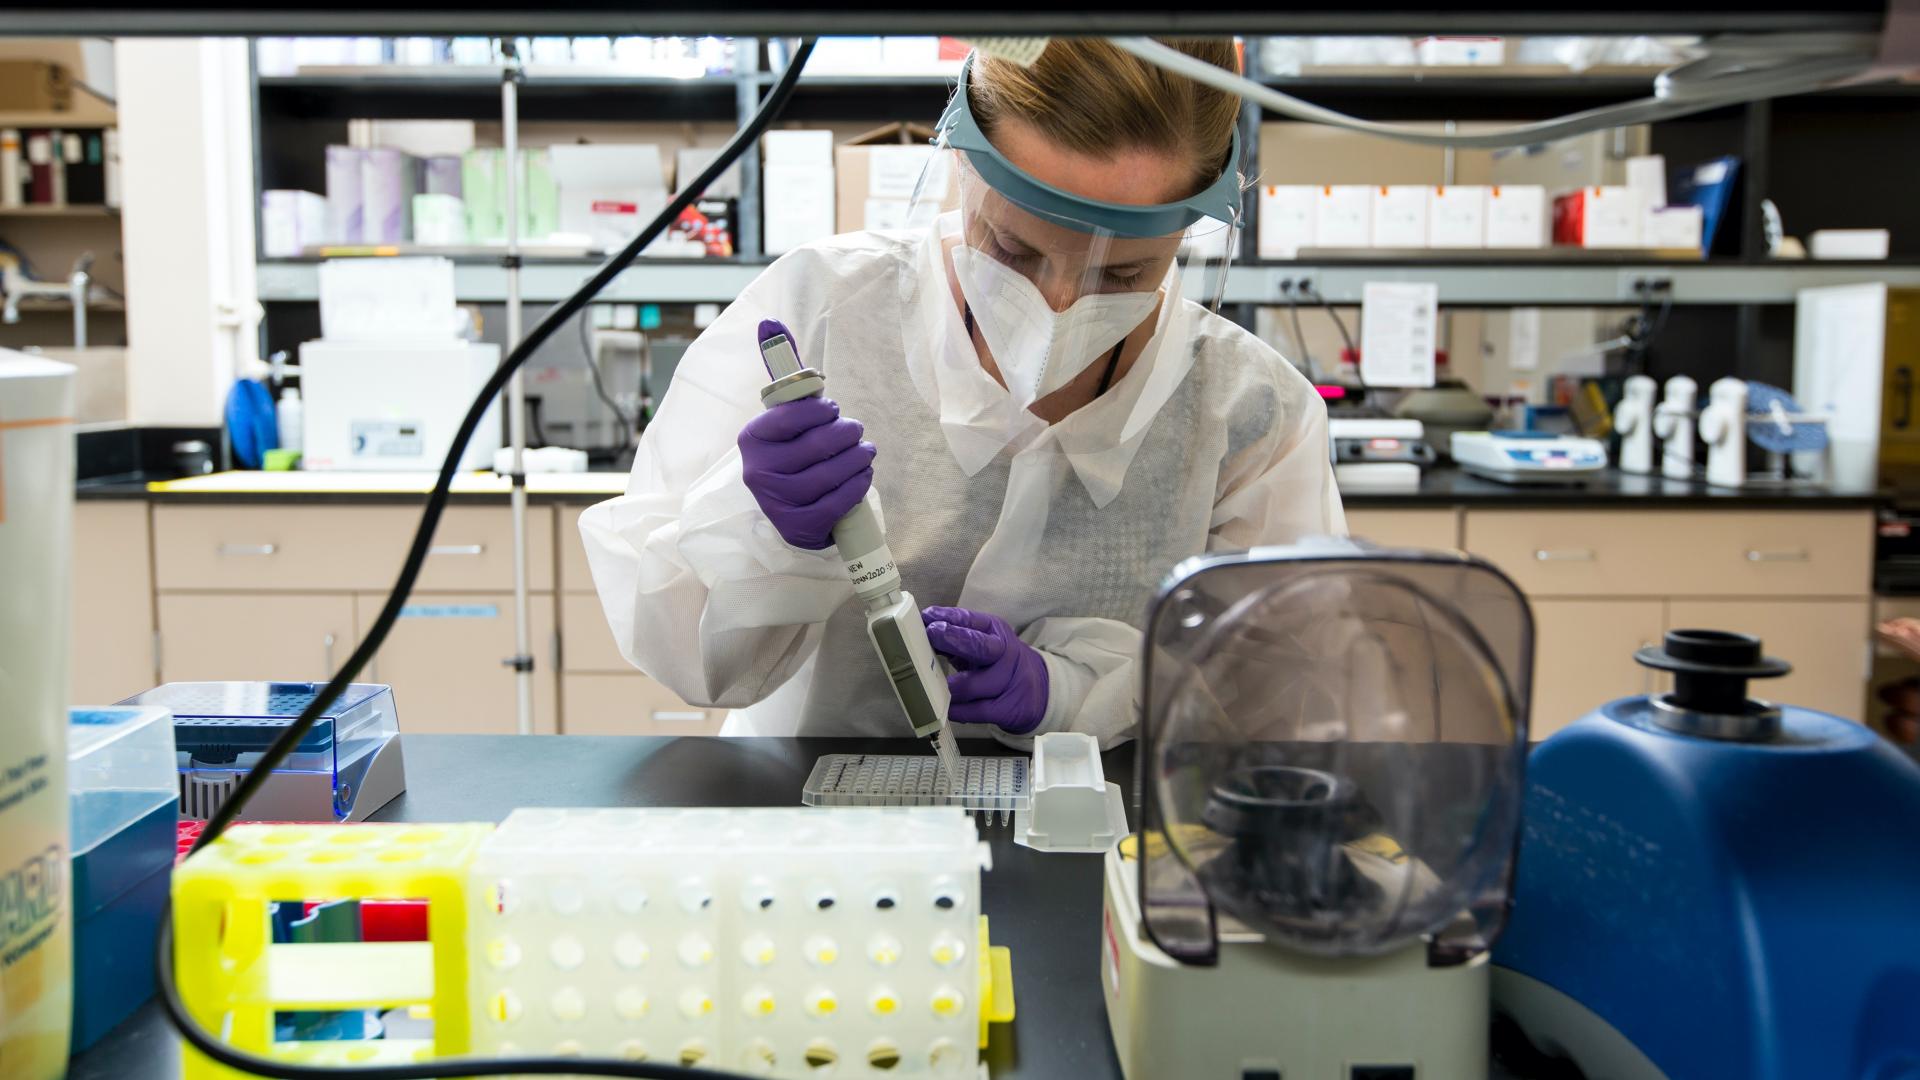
(1283, 284, 1313, 379)
(156, 38, 816, 1080)
(1308, 283, 1363, 389)
(576, 308, 637, 444)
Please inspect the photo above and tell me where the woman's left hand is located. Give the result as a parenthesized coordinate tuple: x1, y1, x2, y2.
(922, 606, 1049, 735)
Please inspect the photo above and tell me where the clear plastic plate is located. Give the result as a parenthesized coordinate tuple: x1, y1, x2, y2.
(803, 754, 1031, 823)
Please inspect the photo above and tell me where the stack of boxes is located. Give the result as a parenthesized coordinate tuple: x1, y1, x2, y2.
(1258, 183, 1549, 256)
(763, 130, 836, 255)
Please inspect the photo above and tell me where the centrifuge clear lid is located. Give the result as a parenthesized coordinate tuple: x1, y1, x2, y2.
(1136, 540, 1533, 965)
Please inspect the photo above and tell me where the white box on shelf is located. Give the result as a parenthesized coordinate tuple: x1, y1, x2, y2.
(361, 148, 421, 245)
(1314, 185, 1374, 249)
(1644, 204, 1705, 252)
(1484, 185, 1549, 249)
(1257, 185, 1317, 259)
(316, 257, 458, 343)
(300, 340, 502, 473)
(1809, 229, 1891, 260)
(411, 194, 469, 246)
(1371, 185, 1432, 249)
(260, 190, 328, 257)
(1428, 186, 1489, 248)
(324, 145, 366, 245)
(1575, 186, 1644, 248)
(1416, 36, 1505, 65)
(764, 165, 837, 253)
(763, 129, 835, 170)
(1626, 154, 1668, 210)
(548, 144, 668, 252)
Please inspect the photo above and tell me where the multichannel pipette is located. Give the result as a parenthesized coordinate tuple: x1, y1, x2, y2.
(756, 319, 964, 780)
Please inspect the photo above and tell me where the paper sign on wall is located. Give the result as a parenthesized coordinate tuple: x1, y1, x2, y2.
(1360, 282, 1439, 388)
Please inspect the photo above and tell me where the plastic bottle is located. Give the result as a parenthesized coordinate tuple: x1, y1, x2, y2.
(0, 351, 76, 1078)
(277, 386, 304, 454)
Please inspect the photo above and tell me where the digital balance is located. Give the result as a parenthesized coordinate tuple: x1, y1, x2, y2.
(1451, 429, 1608, 484)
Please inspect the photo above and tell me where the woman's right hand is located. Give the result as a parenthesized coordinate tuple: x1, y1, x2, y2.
(738, 396, 875, 550)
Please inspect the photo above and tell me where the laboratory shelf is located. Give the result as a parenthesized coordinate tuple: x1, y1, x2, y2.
(256, 72, 743, 122)
(255, 256, 1920, 306)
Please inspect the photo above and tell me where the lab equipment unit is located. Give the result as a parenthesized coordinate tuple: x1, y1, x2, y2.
(1699, 376, 1748, 488)
(758, 319, 962, 779)
(0, 351, 75, 1080)
(172, 810, 1015, 1079)
(298, 340, 503, 471)
(1104, 541, 1533, 1080)
(1328, 416, 1435, 491)
(1450, 429, 1608, 484)
(1654, 375, 1698, 480)
(1493, 629, 1920, 1080)
(1615, 374, 1658, 475)
(119, 681, 407, 823)
(67, 705, 177, 1052)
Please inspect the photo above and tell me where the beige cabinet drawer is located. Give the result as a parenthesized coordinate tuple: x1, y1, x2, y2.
(1667, 599, 1869, 723)
(1345, 509, 1459, 551)
(561, 592, 632, 673)
(563, 673, 720, 736)
(72, 501, 157, 704)
(154, 505, 555, 593)
(1530, 599, 1666, 740)
(356, 593, 558, 735)
(158, 593, 357, 683)
(560, 504, 601, 594)
(1465, 510, 1871, 598)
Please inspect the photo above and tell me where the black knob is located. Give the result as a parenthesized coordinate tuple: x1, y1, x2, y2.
(1635, 629, 1790, 715)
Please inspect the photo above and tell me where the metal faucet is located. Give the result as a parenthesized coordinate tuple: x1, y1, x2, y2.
(1, 252, 95, 347)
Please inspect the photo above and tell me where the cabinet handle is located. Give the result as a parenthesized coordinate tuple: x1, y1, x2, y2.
(1745, 549, 1810, 563)
(218, 543, 278, 557)
(429, 544, 487, 557)
(322, 632, 336, 672)
(1534, 548, 1596, 562)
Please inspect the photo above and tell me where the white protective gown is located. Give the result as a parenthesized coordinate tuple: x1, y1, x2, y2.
(580, 215, 1344, 746)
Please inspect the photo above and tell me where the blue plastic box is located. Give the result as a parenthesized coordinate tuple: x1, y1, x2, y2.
(67, 706, 177, 1052)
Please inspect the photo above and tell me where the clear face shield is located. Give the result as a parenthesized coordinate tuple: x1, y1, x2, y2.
(911, 53, 1243, 411)
(1136, 542, 1534, 966)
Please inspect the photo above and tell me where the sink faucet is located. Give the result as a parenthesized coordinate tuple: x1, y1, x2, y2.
(1, 252, 95, 347)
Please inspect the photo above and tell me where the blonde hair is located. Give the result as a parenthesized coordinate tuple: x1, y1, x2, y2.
(968, 38, 1243, 197)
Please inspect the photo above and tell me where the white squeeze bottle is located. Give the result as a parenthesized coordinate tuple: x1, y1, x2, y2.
(277, 386, 304, 455)
(0, 350, 76, 1078)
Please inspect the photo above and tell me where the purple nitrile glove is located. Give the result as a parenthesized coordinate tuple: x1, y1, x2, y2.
(739, 394, 875, 550)
(922, 606, 1050, 735)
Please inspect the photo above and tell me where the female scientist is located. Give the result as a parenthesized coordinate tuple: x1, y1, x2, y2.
(581, 38, 1343, 745)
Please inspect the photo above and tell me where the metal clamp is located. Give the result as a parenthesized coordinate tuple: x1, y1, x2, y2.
(217, 543, 278, 557)
(429, 544, 487, 557)
(1533, 548, 1596, 562)
(1744, 549, 1810, 562)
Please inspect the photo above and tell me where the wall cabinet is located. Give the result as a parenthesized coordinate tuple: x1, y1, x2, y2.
(157, 593, 356, 683)
(356, 592, 559, 735)
(1529, 599, 1668, 739)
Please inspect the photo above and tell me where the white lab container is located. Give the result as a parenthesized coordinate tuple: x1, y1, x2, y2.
(465, 807, 990, 1076)
(1428, 186, 1489, 248)
(1809, 229, 1891, 260)
(1314, 185, 1374, 249)
(1257, 185, 1316, 259)
(1644, 204, 1705, 252)
(1371, 185, 1432, 249)
(1484, 185, 1549, 249)
(316, 256, 458, 343)
(260, 190, 328, 257)
(0, 351, 75, 1080)
(298, 340, 502, 472)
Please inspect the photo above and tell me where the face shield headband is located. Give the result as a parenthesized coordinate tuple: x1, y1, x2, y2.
(934, 52, 1244, 240)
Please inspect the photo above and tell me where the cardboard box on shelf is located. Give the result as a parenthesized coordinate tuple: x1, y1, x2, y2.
(833, 122, 952, 233)
(362, 148, 422, 245)
(1314, 185, 1373, 248)
(1554, 186, 1643, 248)
(0, 59, 73, 112)
(1429, 185, 1489, 248)
(1371, 185, 1431, 249)
(1258, 185, 1316, 259)
(412, 193, 469, 246)
(1485, 185, 1549, 249)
